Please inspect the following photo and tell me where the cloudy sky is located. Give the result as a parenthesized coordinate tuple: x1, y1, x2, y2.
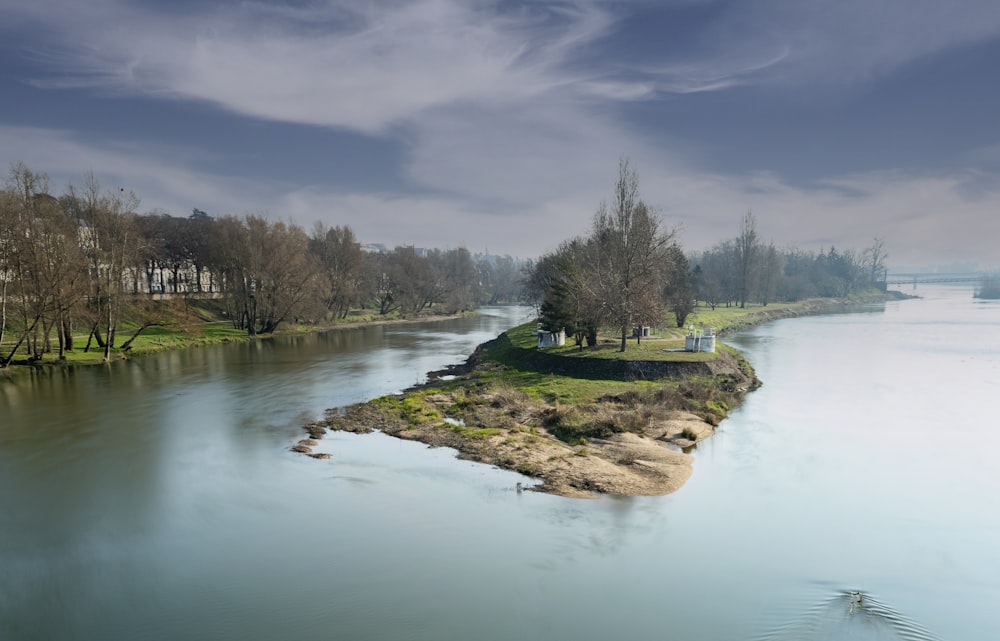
(2, 0, 1000, 268)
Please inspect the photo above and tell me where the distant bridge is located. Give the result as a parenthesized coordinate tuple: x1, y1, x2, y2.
(884, 272, 984, 286)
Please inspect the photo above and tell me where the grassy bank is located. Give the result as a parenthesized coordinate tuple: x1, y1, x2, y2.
(0, 299, 470, 375)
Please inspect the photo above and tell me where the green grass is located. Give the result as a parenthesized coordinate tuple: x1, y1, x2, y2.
(683, 301, 801, 332)
(481, 369, 660, 405)
(447, 425, 502, 439)
(372, 393, 443, 425)
(0, 320, 252, 368)
(506, 322, 716, 362)
(0, 298, 470, 374)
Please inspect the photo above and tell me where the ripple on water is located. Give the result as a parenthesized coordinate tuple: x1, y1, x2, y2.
(749, 589, 942, 641)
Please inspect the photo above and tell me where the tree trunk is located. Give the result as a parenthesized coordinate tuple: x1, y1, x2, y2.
(61, 316, 74, 351)
(56, 318, 66, 360)
(1, 316, 41, 367)
(0, 279, 6, 348)
(104, 303, 113, 361)
(119, 323, 160, 351)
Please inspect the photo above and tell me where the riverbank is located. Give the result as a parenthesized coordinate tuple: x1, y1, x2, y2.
(314, 340, 757, 497)
(302, 293, 899, 497)
(0, 302, 472, 377)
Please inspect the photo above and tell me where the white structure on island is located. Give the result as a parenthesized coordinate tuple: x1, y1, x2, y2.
(536, 328, 566, 348)
(685, 326, 716, 353)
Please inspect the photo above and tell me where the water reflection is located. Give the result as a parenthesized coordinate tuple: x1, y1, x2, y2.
(2, 295, 999, 640)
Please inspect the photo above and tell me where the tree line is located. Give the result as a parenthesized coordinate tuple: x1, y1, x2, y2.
(525, 160, 889, 351)
(690, 212, 888, 310)
(0, 163, 525, 365)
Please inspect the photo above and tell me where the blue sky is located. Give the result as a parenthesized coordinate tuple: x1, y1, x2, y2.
(2, 0, 1000, 268)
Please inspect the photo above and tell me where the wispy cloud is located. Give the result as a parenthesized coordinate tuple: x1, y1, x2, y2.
(7, 0, 616, 133)
(3, 1, 1000, 268)
(10, 0, 1000, 121)
(687, 0, 1000, 87)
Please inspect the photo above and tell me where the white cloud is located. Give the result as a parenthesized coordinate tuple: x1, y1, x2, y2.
(8, 0, 615, 134)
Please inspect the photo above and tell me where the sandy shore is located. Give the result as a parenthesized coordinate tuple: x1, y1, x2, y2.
(321, 399, 713, 497)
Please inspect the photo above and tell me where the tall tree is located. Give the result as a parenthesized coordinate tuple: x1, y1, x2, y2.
(757, 242, 782, 306)
(67, 174, 143, 360)
(216, 215, 327, 335)
(310, 223, 364, 319)
(434, 247, 478, 313)
(735, 209, 760, 309)
(0, 186, 17, 351)
(593, 159, 675, 351)
(664, 245, 696, 328)
(537, 238, 600, 348)
(1, 164, 89, 364)
(863, 237, 889, 289)
(361, 250, 398, 316)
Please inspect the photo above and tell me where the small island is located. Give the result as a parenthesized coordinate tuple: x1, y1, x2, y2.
(307, 320, 760, 497)
(301, 294, 898, 497)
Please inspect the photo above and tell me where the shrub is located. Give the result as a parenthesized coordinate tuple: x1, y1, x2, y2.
(515, 462, 539, 476)
(653, 386, 684, 408)
(598, 390, 643, 406)
(543, 406, 623, 444)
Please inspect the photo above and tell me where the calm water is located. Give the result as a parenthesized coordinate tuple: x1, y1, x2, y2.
(1, 293, 997, 640)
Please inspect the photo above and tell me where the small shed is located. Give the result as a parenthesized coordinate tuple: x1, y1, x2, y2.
(537, 329, 566, 348)
(684, 326, 716, 353)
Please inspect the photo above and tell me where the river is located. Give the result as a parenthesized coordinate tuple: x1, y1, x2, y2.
(1, 293, 997, 640)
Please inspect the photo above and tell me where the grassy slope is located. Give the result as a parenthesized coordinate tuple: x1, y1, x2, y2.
(0, 299, 462, 372)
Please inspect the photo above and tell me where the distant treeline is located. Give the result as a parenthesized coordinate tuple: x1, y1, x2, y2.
(522, 160, 889, 351)
(689, 221, 889, 310)
(0, 163, 525, 365)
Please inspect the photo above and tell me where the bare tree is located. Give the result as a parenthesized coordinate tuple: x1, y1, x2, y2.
(1, 164, 89, 364)
(363, 251, 399, 316)
(757, 242, 782, 306)
(735, 209, 760, 309)
(67, 174, 143, 360)
(433, 247, 478, 313)
(0, 187, 16, 350)
(593, 159, 675, 351)
(215, 215, 327, 335)
(863, 237, 889, 289)
(664, 245, 695, 328)
(310, 223, 364, 318)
